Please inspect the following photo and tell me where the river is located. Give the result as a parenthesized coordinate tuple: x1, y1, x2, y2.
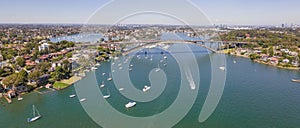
(1, 33, 300, 128)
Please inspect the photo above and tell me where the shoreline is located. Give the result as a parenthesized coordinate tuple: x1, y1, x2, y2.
(225, 52, 300, 71)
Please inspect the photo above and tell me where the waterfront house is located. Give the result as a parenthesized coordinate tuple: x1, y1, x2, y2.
(269, 57, 279, 64)
(45, 83, 53, 89)
(7, 90, 16, 99)
(38, 55, 49, 62)
(260, 54, 268, 62)
(282, 59, 290, 64)
(280, 49, 290, 53)
(25, 60, 36, 66)
(0, 61, 8, 68)
(289, 51, 298, 56)
(23, 54, 31, 60)
(37, 74, 50, 86)
(292, 60, 299, 66)
(16, 85, 28, 93)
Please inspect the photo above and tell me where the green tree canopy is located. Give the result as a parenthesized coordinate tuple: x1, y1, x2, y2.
(16, 56, 26, 67)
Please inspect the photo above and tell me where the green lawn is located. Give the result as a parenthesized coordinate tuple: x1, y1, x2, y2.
(53, 82, 70, 90)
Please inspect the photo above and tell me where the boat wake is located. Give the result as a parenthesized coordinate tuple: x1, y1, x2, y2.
(185, 68, 196, 90)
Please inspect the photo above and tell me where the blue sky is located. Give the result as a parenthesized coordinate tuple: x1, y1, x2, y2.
(0, 0, 299, 25)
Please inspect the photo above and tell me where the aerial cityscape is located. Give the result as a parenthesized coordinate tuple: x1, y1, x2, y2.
(1, 0, 300, 128)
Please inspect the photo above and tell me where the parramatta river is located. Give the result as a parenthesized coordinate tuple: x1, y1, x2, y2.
(1, 34, 300, 128)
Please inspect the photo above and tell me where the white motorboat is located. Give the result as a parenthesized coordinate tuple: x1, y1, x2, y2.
(142, 86, 151, 92)
(164, 55, 167, 59)
(125, 102, 136, 108)
(80, 98, 86, 102)
(100, 81, 105, 88)
(18, 97, 23, 101)
(27, 105, 41, 123)
(102, 73, 106, 76)
(156, 64, 161, 72)
(119, 88, 124, 91)
(103, 89, 110, 99)
(91, 67, 98, 70)
(103, 95, 110, 99)
(219, 66, 225, 71)
(107, 73, 113, 81)
(69, 94, 76, 98)
(95, 63, 101, 66)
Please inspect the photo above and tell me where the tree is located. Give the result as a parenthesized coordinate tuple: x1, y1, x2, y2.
(268, 47, 274, 56)
(28, 70, 41, 82)
(50, 66, 65, 81)
(16, 57, 26, 67)
(262, 49, 268, 54)
(2, 73, 22, 89)
(36, 62, 51, 73)
(66, 52, 72, 58)
(249, 53, 259, 60)
(18, 69, 28, 83)
(0, 66, 13, 77)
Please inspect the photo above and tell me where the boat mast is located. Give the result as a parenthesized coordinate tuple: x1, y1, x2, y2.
(32, 105, 35, 117)
(36, 107, 40, 116)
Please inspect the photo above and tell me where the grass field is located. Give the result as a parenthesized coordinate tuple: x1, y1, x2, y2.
(53, 82, 70, 90)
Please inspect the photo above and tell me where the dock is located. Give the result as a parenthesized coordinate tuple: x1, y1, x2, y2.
(4, 96, 12, 104)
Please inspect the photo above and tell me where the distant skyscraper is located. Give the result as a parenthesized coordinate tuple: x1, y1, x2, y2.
(282, 24, 285, 28)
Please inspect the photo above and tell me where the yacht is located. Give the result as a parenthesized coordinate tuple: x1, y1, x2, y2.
(125, 102, 136, 108)
(17, 96, 23, 101)
(69, 94, 76, 98)
(156, 64, 161, 72)
(164, 55, 167, 59)
(219, 66, 225, 71)
(103, 95, 110, 99)
(142, 86, 151, 92)
(91, 67, 98, 70)
(100, 81, 105, 88)
(107, 73, 113, 81)
(163, 63, 167, 67)
(103, 89, 111, 99)
(95, 63, 101, 66)
(80, 98, 86, 102)
(27, 105, 41, 123)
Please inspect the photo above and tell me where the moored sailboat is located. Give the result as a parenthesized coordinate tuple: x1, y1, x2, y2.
(27, 105, 41, 123)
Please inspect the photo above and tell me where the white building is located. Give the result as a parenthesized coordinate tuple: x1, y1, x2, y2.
(282, 59, 290, 63)
(39, 43, 50, 51)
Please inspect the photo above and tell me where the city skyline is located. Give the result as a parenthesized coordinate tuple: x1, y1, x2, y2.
(0, 0, 299, 25)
